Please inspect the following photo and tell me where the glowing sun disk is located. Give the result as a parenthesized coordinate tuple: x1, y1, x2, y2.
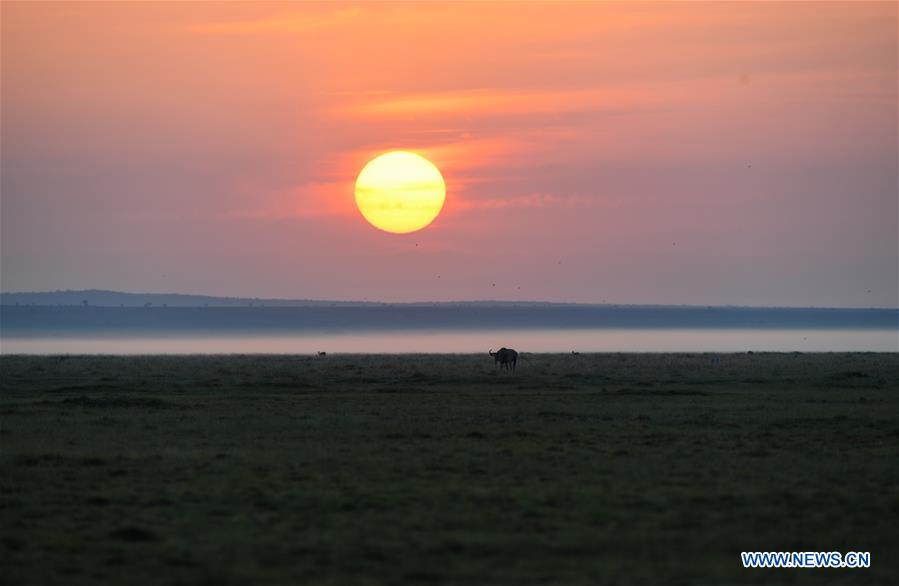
(354, 151, 446, 234)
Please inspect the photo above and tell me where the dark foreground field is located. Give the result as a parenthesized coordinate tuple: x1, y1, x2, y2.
(1, 353, 897, 585)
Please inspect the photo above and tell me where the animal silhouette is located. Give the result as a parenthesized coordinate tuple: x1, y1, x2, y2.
(489, 347, 518, 371)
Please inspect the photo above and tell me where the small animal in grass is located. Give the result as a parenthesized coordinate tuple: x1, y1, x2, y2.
(571, 351, 580, 355)
(318, 351, 327, 356)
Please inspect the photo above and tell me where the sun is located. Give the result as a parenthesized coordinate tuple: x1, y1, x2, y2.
(354, 151, 446, 234)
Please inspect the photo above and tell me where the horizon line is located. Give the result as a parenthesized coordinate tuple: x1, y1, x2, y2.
(1, 288, 896, 312)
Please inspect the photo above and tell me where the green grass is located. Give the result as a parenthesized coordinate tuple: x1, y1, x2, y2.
(1, 353, 897, 585)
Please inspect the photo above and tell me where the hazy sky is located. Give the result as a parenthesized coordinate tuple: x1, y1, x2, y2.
(2, 2, 896, 307)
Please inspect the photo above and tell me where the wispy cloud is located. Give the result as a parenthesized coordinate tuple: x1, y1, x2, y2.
(332, 87, 669, 120)
(455, 193, 597, 211)
(189, 8, 361, 35)
(221, 181, 353, 221)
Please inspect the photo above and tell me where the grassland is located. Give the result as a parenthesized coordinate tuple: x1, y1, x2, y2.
(1, 353, 897, 585)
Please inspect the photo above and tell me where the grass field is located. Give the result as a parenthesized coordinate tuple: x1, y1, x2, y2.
(1, 353, 897, 585)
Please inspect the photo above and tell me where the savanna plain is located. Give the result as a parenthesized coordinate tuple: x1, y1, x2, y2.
(1, 352, 897, 585)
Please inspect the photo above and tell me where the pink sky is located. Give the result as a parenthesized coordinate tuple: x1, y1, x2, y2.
(2, 2, 896, 306)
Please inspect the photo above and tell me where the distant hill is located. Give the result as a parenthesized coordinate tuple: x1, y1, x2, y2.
(0, 289, 371, 308)
(0, 291, 896, 337)
(0, 289, 576, 308)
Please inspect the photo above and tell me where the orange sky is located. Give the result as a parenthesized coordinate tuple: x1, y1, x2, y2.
(2, 2, 896, 306)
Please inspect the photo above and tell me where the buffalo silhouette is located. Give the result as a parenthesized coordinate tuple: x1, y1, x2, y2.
(489, 347, 518, 371)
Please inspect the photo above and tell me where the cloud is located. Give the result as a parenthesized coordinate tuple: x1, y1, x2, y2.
(331, 87, 668, 120)
(189, 7, 361, 35)
(455, 193, 597, 211)
(221, 180, 354, 221)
